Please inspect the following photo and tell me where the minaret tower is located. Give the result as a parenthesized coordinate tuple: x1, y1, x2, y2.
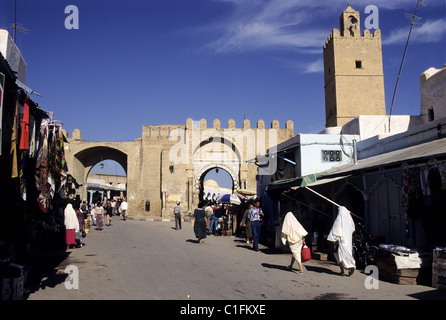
(323, 5, 386, 128)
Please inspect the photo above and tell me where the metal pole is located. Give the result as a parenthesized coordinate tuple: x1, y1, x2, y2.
(388, 0, 421, 130)
(304, 186, 363, 221)
(14, 0, 17, 42)
(281, 192, 332, 219)
(353, 139, 358, 164)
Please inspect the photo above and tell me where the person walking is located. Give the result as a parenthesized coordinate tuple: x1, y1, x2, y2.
(95, 202, 105, 230)
(174, 201, 182, 230)
(74, 202, 85, 248)
(115, 200, 121, 216)
(281, 211, 308, 274)
(207, 204, 219, 235)
(64, 202, 80, 250)
(105, 202, 113, 226)
(120, 198, 128, 220)
(80, 201, 88, 219)
(90, 203, 97, 226)
(327, 206, 356, 276)
(248, 200, 263, 251)
(111, 199, 117, 216)
(193, 203, 208, 243)
(240, 203, 253, 244)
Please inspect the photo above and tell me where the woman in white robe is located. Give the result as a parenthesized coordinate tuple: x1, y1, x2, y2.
(281, 212, 308, 273)
(327, 206, 356, 276)
(64, 203, 80, 250)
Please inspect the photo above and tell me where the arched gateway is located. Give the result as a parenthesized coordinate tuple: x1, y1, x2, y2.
(64, 118, 293, 217)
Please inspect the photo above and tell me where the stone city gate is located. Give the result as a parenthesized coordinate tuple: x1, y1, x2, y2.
(64, 118, 294, 217)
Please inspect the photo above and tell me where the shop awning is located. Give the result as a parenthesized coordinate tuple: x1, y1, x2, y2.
(284, 174, 363, 221)
(236, 189, 257, 196)
(290, 174, 351, 190)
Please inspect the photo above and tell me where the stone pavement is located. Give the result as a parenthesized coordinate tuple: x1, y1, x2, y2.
(25, 215, 446, 302)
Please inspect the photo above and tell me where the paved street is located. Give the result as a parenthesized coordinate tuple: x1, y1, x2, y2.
(26, 215, 446, 301)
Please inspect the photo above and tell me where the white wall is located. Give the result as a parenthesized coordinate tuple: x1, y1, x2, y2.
(420, 65, 446, 124)
(299, 134, 359, 176)
(341, 115, 422, 141)
(0, 30, 27, 83)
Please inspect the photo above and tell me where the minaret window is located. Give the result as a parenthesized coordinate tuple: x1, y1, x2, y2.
(355, 60, 362, 69)
(428, 107, 435, 122)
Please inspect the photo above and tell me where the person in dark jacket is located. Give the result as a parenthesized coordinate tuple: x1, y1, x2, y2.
(193, 203, 208, 243)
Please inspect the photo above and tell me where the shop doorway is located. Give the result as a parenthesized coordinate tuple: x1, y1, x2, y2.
(334, 184, 365, 222)
(369, 178, 403, 244)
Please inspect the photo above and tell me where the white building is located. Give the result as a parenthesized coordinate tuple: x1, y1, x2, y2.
(203, 179, 231, 202)
(261, 63, 446, 248)
(0, 30, 27, 83)
(420, 65, 446, 124)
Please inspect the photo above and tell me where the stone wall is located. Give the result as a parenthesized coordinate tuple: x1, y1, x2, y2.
(65, 118, 294, 217)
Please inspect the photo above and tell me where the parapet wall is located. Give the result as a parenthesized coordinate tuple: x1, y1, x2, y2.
(142, 118, 294, 139)
(323, 28, 381, 49)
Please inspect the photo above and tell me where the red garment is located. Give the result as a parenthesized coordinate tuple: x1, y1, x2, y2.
(65, 229, 76, 245)
(19, 100, 29, 150)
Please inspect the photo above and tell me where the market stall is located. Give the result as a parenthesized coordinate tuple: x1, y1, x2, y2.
(0, 53, 71, 300)
(219, 194, 244, 236)
(376, 244, 433, 285)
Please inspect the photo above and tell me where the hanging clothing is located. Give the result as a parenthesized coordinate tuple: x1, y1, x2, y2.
(55, 128, 67, 184)
(36, 121, 50, 211)
(10, 99, 19, 178)
(29, 115, 36, 157)
(19, 153, 26, 200)
(35, 119, 68, 212)
(420, 166, 432, 206)
(401, 167, 411, 207)
(439, 163, 446, 185)
(327, 206, 356, 269)
(19, 98, 29, 150)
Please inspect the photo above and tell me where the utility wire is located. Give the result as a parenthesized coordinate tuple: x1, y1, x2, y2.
(388, 0, 423, 131)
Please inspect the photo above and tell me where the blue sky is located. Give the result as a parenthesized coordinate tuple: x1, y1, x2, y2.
(1, 0, 445, 184)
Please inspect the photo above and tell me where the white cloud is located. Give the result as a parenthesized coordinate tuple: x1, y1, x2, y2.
(203, 0, 445, 56)
(300, 58, 324, 74)
(382, 18, 446, 45)
(205, 0, 334, 54)
(359, 0, 426, 10)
